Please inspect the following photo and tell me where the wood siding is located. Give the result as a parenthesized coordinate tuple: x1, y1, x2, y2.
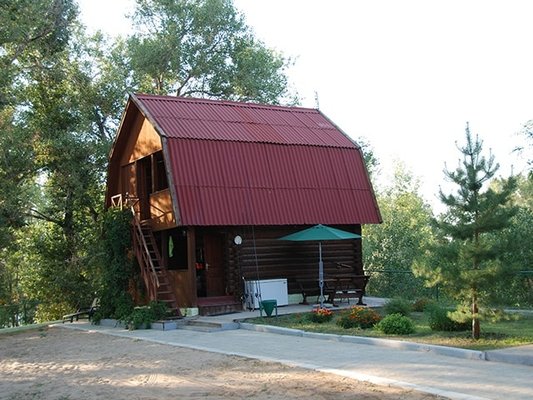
(167, 270, 194, 308)
(150, 189, 175, 231)
(108, 113, 163, 206)
(120, 115, 162, 165)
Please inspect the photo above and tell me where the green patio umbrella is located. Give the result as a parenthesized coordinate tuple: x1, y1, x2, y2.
(279, 224, 361, 308)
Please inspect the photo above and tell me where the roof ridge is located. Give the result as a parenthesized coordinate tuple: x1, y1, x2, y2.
(134, 92, 319, 113)
(131, 93, 356, 148)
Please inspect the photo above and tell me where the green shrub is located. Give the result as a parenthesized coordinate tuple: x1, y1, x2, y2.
(336, 306, 382, 329)
(95, 209, 135, 322)
(149, 300, 170, 321)
(122, 301, 170, 330)
(113, 293, 136, 321)
(0, 301, 39, 328)
(35, 301, 71, 323)
(412, 297, 434, 312)
(127, 306, 155, 330)
(426, 305, 470, 332)
(383, 298, 412, 316)
(309, 307, 334, 323)
(375, 313, 415, 335)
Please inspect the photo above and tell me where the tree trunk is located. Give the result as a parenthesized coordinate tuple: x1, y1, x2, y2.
(472, 295, 480, 340)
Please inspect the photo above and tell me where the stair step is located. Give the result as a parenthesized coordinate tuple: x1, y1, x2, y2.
(198, 302, 243, 316)
(178, 319, 239, 332)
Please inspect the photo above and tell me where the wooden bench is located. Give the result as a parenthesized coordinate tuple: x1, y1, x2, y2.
(295, 278, 322, 304)
(62, 298, 100, 323)
(324, 274, 370, 306)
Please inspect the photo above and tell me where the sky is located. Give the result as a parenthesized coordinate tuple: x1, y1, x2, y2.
(79, 0, 532, 212)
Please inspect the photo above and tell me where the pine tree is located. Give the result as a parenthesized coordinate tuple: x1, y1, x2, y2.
(420, 123, 517, 339)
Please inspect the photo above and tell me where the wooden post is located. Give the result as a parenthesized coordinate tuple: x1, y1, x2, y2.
(187, 227, 197, 308)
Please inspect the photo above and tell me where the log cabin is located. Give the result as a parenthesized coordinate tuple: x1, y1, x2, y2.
(105, 93, 381, 316)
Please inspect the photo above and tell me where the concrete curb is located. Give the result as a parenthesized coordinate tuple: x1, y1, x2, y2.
(485, 351, 533, 367)
(238, 322, 490, 363)
(56, 321, 533, 367)
(240, 323, 305, 337)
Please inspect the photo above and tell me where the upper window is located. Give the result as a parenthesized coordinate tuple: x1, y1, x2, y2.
(154, 151, 168, 192)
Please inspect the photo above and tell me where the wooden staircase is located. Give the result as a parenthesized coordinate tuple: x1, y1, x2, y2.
(131, 215, 181, 317)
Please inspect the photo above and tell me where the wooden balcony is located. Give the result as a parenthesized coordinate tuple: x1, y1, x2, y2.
(149, 189, 176, 231)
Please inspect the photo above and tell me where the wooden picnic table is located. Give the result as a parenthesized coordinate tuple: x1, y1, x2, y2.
(324, 274, 370, 306)
(295, 274, 370, 306)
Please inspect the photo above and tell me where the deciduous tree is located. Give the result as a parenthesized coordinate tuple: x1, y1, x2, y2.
(0, 0, 78, 313)
(363, 161, 434, 299)
(487, 175, 533, 306)
(126, 0, 295, 103)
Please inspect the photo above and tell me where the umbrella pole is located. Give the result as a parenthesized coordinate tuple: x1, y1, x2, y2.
(319, 242, 324, 308)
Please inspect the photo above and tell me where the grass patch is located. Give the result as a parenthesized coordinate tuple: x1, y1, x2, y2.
(0, 321, 61, 337)
(245, 309, 533, 351)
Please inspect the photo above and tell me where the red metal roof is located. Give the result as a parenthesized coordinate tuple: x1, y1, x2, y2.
(132, 94, 381, 226)
(135, 93, 353, 147)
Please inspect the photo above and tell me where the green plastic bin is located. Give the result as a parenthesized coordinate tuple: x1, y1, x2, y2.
(260, 299, 278, 317)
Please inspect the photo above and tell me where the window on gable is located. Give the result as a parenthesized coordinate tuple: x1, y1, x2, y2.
(153, 151, 168, 192)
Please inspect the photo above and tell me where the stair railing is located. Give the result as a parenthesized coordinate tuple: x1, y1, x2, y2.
(129, 203, 160, 301)
(118, 194, 179, 314)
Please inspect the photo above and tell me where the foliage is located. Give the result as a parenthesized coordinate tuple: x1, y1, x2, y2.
(126, 0, 296, 103)
(414, 124, 518, 339)
(412, 297, 435, 312)
(0, 305, 15, 328)
(126, 306, 154, 330)
(0, 300, 38, 328)
(383, 298, 412, 316)
(149, 300, 171, 321)
(91, 292, 134, 325)
(336, 306, 382, 329)
(485, 175, 533, 307)
(93, 208, 135, 321)
(0, 0, 77, 108)
(0, 110, 35, 246)
(426, 304, 470, 332)
(516, 120, 533, 174)
(308, 307, 333, 323)
(121, 301, 170, 330)
(0, 0, 78, 274)
(0, 1, 112, 321)
(375, 313, 415, 335)
(356, 136, 380, 180)
(6, 222, 96, 322)
(363, 161, 435, 299)
(35, 301, 72, 323)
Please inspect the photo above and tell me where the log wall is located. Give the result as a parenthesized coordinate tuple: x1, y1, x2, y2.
(198, 225, 363, 300)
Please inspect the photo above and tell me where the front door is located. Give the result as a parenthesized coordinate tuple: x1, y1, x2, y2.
(203, 234, 225, 297)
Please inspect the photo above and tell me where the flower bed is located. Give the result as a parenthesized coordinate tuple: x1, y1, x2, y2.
(309, 307, 334, 323)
